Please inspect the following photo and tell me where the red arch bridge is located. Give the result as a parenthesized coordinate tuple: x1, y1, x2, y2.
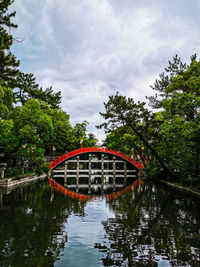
(50, 147, 143, 192)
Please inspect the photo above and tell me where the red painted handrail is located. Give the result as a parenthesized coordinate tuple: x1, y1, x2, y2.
(50, 147, 143, 170)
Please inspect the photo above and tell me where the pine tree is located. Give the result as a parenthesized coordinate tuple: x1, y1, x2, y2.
(0, 0, 20, 86)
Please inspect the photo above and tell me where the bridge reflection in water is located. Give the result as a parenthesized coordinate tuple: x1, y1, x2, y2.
(50, 149, 141, 198)
(49, 177, 143, 201)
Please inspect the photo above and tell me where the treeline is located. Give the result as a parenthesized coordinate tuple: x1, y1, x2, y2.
(0, 0, 97, 176)
(99, 55, 200, 187)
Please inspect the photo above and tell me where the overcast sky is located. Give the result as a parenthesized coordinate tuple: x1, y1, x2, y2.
(11, 0, 200, 142)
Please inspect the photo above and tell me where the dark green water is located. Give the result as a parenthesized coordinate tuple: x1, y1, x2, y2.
(0, 179, 199, 266)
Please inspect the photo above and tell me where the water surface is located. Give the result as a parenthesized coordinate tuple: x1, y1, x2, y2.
(0, 179, 199, 266)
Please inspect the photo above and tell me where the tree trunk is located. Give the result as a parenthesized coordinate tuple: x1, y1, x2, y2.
(122, 115, 176, 178)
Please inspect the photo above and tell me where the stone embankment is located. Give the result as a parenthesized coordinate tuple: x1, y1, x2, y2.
(154, 178, 200, 197)
(0, 174, 47, 189)
(139, 170, 200, 198)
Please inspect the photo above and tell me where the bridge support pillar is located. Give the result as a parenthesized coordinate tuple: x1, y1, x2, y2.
(76, 156, 79, 192)
(124, 161, 127, 186)
(113, 156, 116, 191)
(64, 161, 68, 186)
(88, 154, 91, 194)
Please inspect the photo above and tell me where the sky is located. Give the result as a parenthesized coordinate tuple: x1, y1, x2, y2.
(10, 0, 200, 143)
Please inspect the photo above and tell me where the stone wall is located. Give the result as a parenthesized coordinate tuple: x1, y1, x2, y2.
(0, 174, 47, 188)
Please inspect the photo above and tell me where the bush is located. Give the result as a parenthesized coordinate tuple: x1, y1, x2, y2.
(5, 167, 22, 179)
(43, 162, 50, 174)
(180, 176, 191, 186)
(35, 166, 44, 176)
(34, 163, 50, 176)
(180, 175, 200, 188)
(190, 177, 200, 187)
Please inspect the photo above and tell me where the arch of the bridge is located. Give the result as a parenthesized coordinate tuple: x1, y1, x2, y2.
(50, 147, 143, 170)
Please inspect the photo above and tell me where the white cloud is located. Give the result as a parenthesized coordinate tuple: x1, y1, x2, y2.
(10, 0, 200, 142)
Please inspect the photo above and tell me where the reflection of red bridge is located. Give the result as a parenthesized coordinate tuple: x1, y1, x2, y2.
(50, 147, 143, 170)
(49, 177, 142, 202)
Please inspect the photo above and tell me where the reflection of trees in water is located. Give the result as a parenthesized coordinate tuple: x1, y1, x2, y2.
(96, 182, 200, 266)
(0, 181, 86, 266)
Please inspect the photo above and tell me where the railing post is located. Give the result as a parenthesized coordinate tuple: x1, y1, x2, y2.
(64, 161, 68, 187)
(101, 153, 104, 192)
(76, 156, 79, 192)
(88, 154, 91, 194)
(113, 156, 116, 191)
(124, 161, 127, 186)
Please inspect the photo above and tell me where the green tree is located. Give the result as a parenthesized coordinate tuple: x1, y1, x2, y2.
(146, 55, 200, 177)
(98, 93, 173, 176)
(7, 99, 54, 166)
(72, 121, 88, 149)
(153, 56, 200, 177)
(72, 122, 99, 149)
(103, 126, 147, 166)
(100, 55, 200, 183)
(45, 108, 73, 155)
(147, 54, 187, 109)
(0, 83, 13, 140)
(0, 2, 61, 108)
(14, 72, 61, 108)
(0, 0, 20, 86)
(85, 133, 98, 147)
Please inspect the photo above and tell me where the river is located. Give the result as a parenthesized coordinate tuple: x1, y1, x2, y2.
(0, 178, 199, 266)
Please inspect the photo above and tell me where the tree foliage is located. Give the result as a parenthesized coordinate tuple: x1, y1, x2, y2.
(0, 0, 19, 86)
(14, 72, 61, 108)
(99, 55, 200, 184)
(0, 1, 97, 175)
